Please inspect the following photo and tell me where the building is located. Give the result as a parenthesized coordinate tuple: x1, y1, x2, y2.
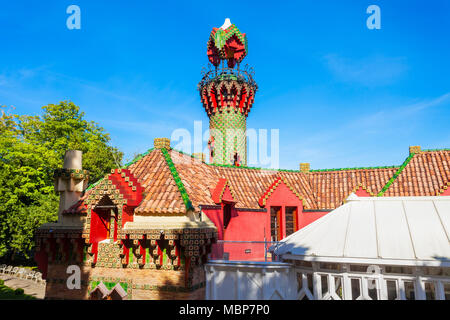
(205, 195, 450, 300)
(270, 195, 450, 300)
(35, 19, 450, 300)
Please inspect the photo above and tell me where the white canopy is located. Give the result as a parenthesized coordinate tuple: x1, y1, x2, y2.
(273, 195, 450, 267)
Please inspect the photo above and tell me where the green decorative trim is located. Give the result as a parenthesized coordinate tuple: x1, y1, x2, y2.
(208, 162, 300, 173)
(54, 168, 89, 180)
(309, 165, 399, 172)
(123, 148, 154, 168)
(86, 177, 104, 191)
(160, 148, 194, 211)
(169, 148, 402, 173)
(422, 148, 450, 152)
(133, 281, 205, 292)
(377, 153, 416, 196)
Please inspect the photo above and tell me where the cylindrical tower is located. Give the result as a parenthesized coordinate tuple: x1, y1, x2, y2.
(198, 18, 257, 166)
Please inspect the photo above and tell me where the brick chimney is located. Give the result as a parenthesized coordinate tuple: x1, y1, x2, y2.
(192, 153, 206, 162)
(154, 138, 171, 149)
(409, 146, 421, 155)
(300, 163, 310, 173)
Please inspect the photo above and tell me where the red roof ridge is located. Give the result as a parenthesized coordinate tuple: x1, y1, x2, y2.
(211, 178, 236, 204)
(258, 176, 305, 207)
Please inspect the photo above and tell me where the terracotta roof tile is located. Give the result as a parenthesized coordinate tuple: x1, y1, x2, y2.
(307, 168, 398, 209)
(384, 150, 450, 196)
(128, 149, 187, 215)
(77, 149, 450, 215)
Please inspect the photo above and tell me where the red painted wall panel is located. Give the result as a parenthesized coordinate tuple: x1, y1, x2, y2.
(264, 182, 304, 239)
(204, 180, 313, 261)
(355, 186, 372, 197)
(298, 211, 330, 229)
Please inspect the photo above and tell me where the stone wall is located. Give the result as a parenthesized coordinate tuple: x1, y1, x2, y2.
(45, 263, 205, 300)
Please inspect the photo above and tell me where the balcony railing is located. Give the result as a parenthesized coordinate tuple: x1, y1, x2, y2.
(208, 240, 283, 262)
(198, 63, 258, 90)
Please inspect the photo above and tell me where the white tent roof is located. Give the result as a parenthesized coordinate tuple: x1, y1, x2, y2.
(273, 196, 450, 267)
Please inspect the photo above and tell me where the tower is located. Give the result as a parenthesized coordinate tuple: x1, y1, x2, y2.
(199, 18, 257, 166)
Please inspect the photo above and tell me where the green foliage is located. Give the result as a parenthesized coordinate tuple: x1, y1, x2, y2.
(0, 101, 123, 261)
(0, 283, 35, 300)
(14, 288, 24, 295)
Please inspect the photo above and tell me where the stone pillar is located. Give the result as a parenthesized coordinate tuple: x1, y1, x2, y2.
(192, 152, 206, 162)
(54, 150, 89, 223)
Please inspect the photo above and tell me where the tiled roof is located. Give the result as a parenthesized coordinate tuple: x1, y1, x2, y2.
(127, 149, 188, 215)
(208, 165, 316, 209)
(308, 168, 398, 209)
(383, 150, 450, 197)
(78, 148, 450, 214)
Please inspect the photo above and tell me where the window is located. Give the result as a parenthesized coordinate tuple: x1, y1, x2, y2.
(294, 260, 313, 269)
(334, 276, 343, 299)
(270, 207, 281, 241)
(296, 272, 314, 300)
(384, 265, 413, 275)
(386, 280, 398, 300)
(350, 264, 369, 273)
(404, 281, 415, 300)
(223, 203, 232, 229)
(351, 278, 362, 300)
(285, 207, 297, 236)
(321, 275, 328, 298)
(444, 282, 450, 300)
(367, 278, 379, 300)
(424, 282, 436, 300)
(319, 262, 341, 271)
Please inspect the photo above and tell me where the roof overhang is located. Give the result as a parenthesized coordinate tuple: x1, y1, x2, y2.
(280, 253, 450, 268)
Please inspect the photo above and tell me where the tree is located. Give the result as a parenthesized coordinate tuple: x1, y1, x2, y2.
(0, 101, 123, 262)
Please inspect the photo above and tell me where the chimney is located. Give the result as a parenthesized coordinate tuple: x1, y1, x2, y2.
(300, 163, 310, 173)
(409, 146, 421, 155)
(192, 153, 206, 162)
(54, 150, 89, 223)
(154, 138, 171, 150)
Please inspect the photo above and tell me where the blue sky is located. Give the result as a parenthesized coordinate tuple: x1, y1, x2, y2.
(1, 1, 449, 170)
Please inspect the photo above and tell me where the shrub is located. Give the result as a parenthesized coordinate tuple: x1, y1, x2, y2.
(14, 288, 24, 295)
(0, 280, 4, 285)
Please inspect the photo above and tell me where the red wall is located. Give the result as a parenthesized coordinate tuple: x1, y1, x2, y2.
(89, 208, 109, 243)
(298, 211, 330, 229)
(355, 186, 372, 197)
(264, 181, 304, 239)
(203, 206, 268, 261)
(441, 188, 450, 196)
(205, 180, 313, 261)
(35, 250, 48, 278)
